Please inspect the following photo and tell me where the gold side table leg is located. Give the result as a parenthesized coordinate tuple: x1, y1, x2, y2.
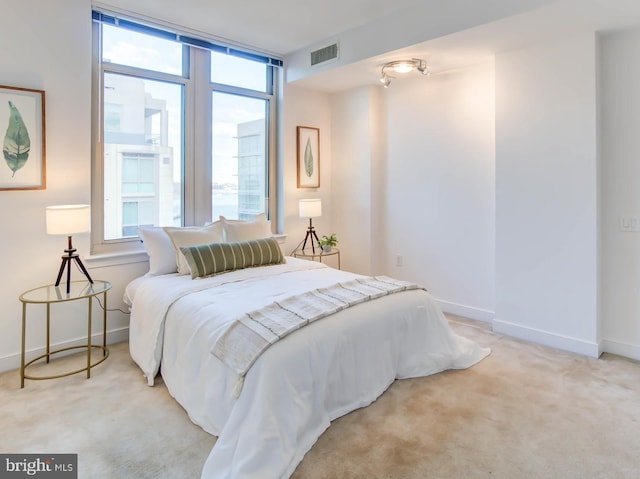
(102, 290, 107, 356)
(20, 302, 26, 388)
(87, 296, 92, 379)
(46, 303, 50, 363)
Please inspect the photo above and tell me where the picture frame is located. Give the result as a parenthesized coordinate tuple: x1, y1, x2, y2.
(0, 85, 46, 190)
(297, 126, 320, 188)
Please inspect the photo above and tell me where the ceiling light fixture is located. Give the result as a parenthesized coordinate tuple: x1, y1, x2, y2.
(380, 58, 430, 88)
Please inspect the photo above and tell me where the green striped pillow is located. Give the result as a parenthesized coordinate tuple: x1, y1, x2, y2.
(179, 237, 285, 279)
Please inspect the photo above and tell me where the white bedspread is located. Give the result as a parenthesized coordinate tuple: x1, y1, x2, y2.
(127, 257, 490, 479)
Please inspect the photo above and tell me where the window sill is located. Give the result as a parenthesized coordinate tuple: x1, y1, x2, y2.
(85, 234, 288, 269)
(84, 249, 149, 269)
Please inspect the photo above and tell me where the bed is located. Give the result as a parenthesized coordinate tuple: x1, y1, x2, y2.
(126, 219, 490, 479)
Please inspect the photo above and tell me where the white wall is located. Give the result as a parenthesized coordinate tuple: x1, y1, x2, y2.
(280, 84, 334, 259)
(326, 62, 496, 318)
(599, 27, 640, 360)
(494, 34, 600, 356)
(381, 61, 496, 319)
(329, 86, 380, 275)
(0, 0, 134, 373)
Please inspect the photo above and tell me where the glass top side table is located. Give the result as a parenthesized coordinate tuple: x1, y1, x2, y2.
(292, 247, 341, 270)
(19, 280, 111, 388)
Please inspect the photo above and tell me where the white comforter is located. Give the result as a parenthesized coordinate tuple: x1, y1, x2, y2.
(127, 257, 490, 479)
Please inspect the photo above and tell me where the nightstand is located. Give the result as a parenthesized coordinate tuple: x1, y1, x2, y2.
(292, 247, 341, 269)
(19, 280, 111, 388)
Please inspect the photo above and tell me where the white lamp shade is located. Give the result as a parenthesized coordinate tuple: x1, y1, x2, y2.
(299, 199, 322, 218)
(46, 204, 91, 235)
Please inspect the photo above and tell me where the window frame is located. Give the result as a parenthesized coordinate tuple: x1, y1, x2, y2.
(91, 13, 279, 255)
(209, 86, 274, 223)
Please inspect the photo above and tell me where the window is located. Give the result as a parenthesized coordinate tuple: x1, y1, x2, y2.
(92, 11, 280, 250)
(101, 71, 183, 240)
(104, 103, 122, 131)
(122, 200, 154, 237)
(122, 153, 155, 194)
(212, 92, 268, 220)
(102, 23, 184, 76)
(211, 52, 269, 92)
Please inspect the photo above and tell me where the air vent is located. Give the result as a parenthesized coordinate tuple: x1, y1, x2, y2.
(310, 43, 339, 66)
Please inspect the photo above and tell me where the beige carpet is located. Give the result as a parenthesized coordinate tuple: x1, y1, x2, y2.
(1, 316, 639, 479)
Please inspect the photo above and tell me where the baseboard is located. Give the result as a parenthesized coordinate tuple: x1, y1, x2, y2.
(0, 327, 129, 374)
(492, 318, 600, 358)
(435, 299, 494, 323)
(601, 339, 640, 361)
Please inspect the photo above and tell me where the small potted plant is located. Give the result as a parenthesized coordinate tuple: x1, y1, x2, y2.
(318, 233, 338, 253)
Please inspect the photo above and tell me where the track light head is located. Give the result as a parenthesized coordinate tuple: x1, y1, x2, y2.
(380, 74, 391, 88)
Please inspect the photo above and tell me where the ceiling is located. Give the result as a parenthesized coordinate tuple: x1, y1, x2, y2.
(95, 0, 425, 56)
(291, 0, 640, 92)
(97, 0, 640, 93)
(296, 0, 640, 92)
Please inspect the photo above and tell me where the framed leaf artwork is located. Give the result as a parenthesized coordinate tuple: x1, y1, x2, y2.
(0, 85, 46, 190)
(297, 126, 320, 188)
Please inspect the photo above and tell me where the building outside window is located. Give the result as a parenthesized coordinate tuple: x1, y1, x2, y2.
(101, 72, 178, 240)
(236, 120, 266, 220)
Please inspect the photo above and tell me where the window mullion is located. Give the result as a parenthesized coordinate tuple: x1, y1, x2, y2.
(211, 82, 273, 101)
(182, 47, 197, 226)
(91, 21, 105, 252)
(102, 63, 186, 85)
(190, 48, 212, 226)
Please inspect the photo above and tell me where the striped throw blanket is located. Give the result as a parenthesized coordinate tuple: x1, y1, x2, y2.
(211, 276, 424, 393)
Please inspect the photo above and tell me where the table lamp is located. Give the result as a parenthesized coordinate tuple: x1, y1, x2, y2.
(299, 198, 321, 253)
(46, 204, 94, 294)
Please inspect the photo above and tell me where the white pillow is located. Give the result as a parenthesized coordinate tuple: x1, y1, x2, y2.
(137, 227, 178, 276)
(220, 213, 272, 242)
(165, 221, 224, 275)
